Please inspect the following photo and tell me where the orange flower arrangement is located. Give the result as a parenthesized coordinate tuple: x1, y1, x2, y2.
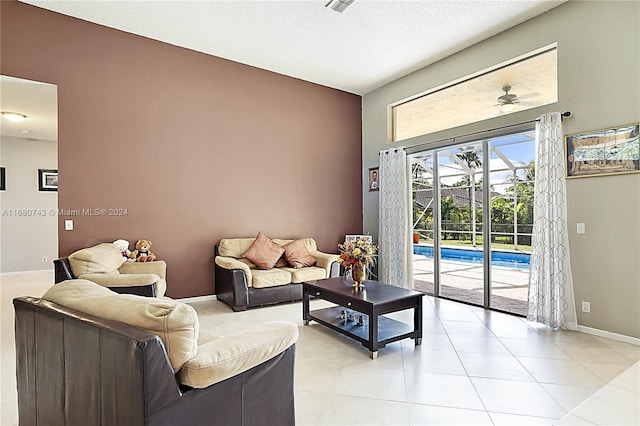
(337, 237, 377, 268)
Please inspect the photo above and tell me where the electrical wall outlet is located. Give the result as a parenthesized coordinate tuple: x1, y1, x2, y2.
(65, 220, 74, 231)
(41, 256, 47, 263)
(582, 301, 591, 313)
(577, 223, 586, 234)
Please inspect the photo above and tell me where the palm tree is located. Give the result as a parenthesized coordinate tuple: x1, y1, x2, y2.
(441, 195, 460, 242)
(455, 150, 482, 169)
(503, 160, 535, 247)
(454, 148, 482, 245)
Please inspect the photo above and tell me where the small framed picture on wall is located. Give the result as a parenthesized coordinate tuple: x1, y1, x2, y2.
(0, 167, 5, 191)
(368, 167, 379, 192)
(38, 169, 58, 191)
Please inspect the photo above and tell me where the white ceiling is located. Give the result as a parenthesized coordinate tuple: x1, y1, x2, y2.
(0, 76, 58, 142)
(19, 0, 566, 95)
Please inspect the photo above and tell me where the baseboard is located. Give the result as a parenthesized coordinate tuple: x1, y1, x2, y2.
(578, 325, 640, 346)
(179, 294, 217, 303)
(0, 269, 53, 277)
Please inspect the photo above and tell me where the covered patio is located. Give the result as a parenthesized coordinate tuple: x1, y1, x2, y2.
(413, 253, 529, 316)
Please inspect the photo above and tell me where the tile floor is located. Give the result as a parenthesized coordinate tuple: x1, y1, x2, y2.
(1, 272, 639, 425)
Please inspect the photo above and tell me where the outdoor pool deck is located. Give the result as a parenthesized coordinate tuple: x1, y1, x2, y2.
(413, 254, 529, 316)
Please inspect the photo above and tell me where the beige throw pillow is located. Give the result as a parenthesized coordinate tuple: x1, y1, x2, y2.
(43, 279, 198, 372)
(242, 232, 284, 270)
(284, 239, 317, 269)
(68, 243, 124, 276)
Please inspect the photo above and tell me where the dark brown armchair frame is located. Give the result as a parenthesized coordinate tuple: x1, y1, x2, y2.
(14, 296, 296, 426)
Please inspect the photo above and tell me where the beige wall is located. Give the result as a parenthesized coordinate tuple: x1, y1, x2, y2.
(362, 1, 639, 338)
(0, 1, 363, 297)
(0, 136, 58, 272)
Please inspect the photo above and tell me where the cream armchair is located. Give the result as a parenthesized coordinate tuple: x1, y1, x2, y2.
(53, 243, 167, 297)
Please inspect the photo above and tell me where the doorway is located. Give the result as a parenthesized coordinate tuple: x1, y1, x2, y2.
(0, 75, 59, 273)
(411, 129, 535, 316)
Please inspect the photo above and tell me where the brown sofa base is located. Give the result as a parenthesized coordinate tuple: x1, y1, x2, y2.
(215, 264, 304, 311)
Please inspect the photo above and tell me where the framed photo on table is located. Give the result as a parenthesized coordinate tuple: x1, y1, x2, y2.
(345, 235, 373, 243)
(38, 169, 58, 191)
(565, 124, 639, 178)
(368, 167, 379, 191)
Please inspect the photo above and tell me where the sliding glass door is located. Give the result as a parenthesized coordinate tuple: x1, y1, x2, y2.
(410, 130, 535, 315)
(487, 134, 535, 315)
(412, 153, 436, 296)
(437, 143, 485, 306)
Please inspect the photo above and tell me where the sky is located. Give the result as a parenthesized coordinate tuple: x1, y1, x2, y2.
(410, 131, 535, 193)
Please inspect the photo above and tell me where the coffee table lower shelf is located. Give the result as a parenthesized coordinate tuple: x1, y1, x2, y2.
(305, 306, 417, 358)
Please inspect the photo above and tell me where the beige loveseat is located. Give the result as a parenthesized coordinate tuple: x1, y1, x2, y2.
(54, 242, 168, 297)
(15, 279, 298, 425)
(214, 236, 340, 311)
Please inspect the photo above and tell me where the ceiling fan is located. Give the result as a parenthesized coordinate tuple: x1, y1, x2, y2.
(495, 85, 540, 112)
(496, 85, 519, 112)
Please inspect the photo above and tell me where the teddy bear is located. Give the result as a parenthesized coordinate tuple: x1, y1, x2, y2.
(129, 239, 157, 262)
(112, 239, 133, 262)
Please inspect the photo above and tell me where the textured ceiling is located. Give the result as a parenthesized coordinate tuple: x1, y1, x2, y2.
(19, 0, 566, 95)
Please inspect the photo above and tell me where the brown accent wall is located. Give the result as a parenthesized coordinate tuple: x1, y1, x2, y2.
(1, 1, 363, 298)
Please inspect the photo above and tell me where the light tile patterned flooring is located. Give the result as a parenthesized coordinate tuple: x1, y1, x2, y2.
(1, 272, 639, 425)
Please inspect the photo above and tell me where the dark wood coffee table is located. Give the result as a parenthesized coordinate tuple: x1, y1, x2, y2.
(303, 277, 424, 359)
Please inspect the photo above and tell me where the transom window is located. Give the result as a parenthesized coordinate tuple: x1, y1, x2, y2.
(389, 44, 557, 142)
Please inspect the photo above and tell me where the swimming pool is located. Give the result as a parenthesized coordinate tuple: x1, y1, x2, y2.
(413, 245, 531, 270)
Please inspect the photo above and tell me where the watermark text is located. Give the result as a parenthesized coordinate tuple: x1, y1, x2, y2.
(2, 208, 128, 217)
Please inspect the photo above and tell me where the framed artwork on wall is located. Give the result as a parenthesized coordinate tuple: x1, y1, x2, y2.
(38, 169, 58, 191)
(345, 235, 373, 243)
(565, 123, 639, 178)
(0, 167, 5, 191)
(368, 167, 379, 191)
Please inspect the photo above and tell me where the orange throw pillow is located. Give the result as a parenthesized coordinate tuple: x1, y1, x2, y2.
(242, 232, 284, 270)
(284, 239, 317, 269)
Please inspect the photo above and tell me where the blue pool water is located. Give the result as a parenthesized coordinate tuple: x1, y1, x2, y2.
(413, 245, 530, 270)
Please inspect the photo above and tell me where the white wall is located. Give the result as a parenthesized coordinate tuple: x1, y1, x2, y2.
(0, 136, 58, 272)
(362, 1, 640, 338)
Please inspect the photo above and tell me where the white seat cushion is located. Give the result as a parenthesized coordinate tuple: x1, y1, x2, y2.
(282, 266, 327, 283)
(177, 321, 298, 389)
(251, 269, 292, 288)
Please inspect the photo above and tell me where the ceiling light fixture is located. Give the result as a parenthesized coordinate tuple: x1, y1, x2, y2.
(1, 111, 27, 122)
(496, 85, 518, 113)
(499, 103, 516, 113)
(325, 0, 355, 13)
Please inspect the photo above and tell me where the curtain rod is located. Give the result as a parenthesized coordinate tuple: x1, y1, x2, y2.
(381, 111, 572, 155)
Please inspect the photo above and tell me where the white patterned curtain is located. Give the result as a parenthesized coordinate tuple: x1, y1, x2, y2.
(378, 147, 414, 288)
(527, 112, 577, 330)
